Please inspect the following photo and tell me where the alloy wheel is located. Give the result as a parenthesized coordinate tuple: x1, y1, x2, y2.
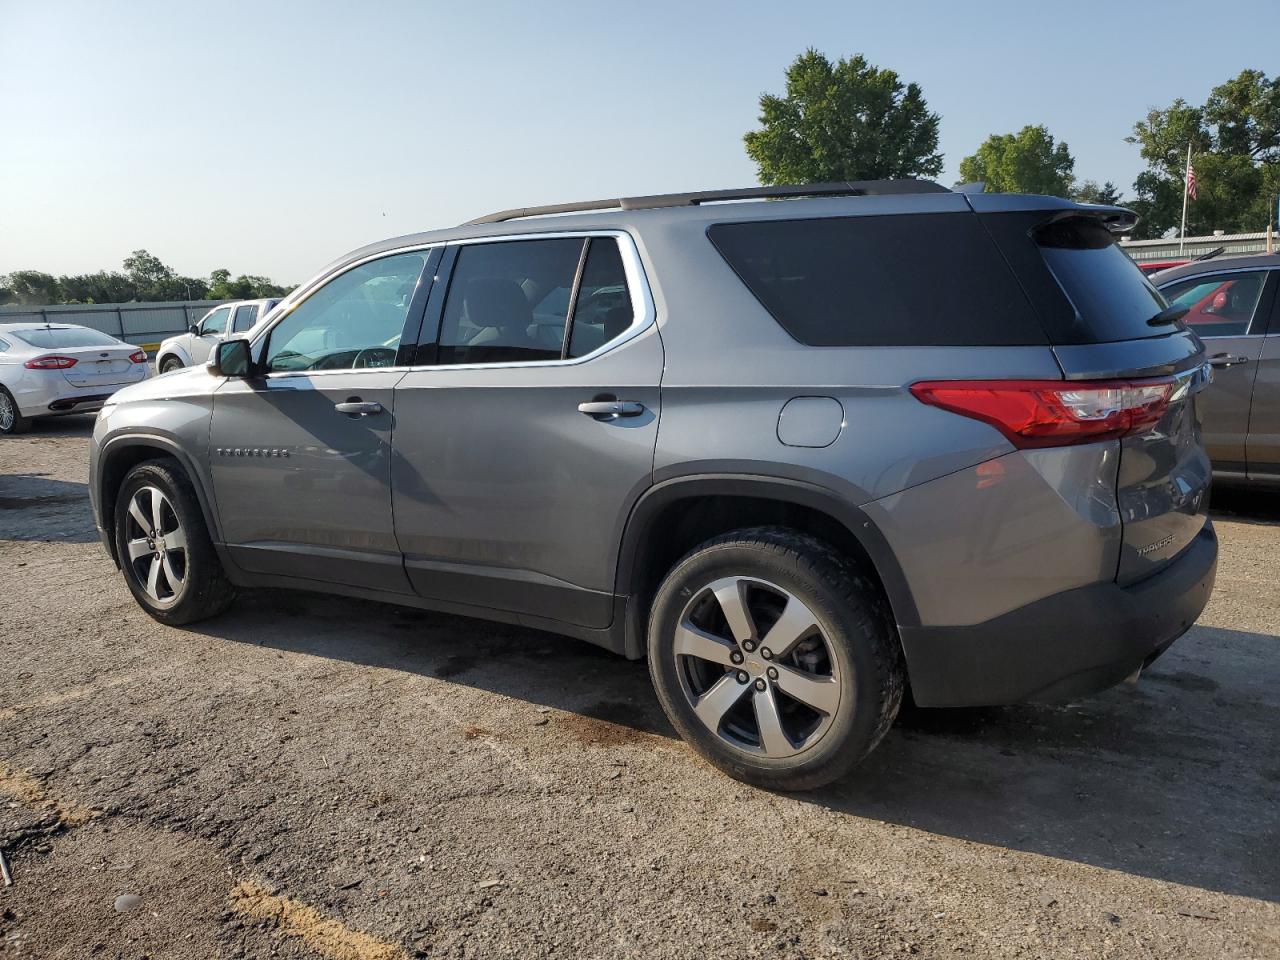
(673, 576, 842, 758)
(123, 485, 188, 604)
(0, 392, 14, 431)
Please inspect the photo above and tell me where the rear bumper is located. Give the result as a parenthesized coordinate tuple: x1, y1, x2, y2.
(900, 523, 1217, 707)
(47, 393, 113, 412)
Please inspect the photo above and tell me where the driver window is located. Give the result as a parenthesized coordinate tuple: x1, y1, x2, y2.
(201, 307, 231, 336)
(1161, 271, 1268, 337)
(264, 251, 428, 372)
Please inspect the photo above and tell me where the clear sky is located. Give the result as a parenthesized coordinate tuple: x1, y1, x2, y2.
(3, 0, 1278, 285)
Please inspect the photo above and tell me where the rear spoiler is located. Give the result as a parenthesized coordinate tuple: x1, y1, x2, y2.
(964, 193, 1139, 234)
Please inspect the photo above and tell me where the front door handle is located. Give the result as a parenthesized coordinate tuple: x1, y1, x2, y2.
(578, 400, 645, 419)
(1207, 353, 1249, 369)
(335, 400, 384, 416)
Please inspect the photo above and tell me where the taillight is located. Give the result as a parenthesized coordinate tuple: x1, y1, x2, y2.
(910, 378, 1175, 448)
(129, 350, 147, 364)
(24, 355, 78, 370)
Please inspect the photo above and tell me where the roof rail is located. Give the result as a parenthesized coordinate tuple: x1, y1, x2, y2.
(464, 179, 949, 225)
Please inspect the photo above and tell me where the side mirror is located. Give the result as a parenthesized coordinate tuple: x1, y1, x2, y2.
(210, 338, 253, 378)
(189, 323, 200, 336)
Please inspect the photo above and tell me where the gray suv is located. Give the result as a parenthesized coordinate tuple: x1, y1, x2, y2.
(89, 181, 1218, 790)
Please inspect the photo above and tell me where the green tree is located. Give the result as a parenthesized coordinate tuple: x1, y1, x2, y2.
(0, 270, 61, 305)
(57, 271, 135, 304)
(207, 269, 287, 300)
(958, 125, 1075, 197)
(122, 248, 175, 298)
(1126, 69, 1280, 239)
(1073, 180, 1123, 205)
(743, 49, 943, 184)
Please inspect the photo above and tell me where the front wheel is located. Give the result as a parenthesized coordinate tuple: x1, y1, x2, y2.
(114, 459, 234, 624)
(159, 356, 184, 374)
(648, 527, 904, 791)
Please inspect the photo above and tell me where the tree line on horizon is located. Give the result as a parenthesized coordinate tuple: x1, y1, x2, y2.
(744, 50, 1280, 240)
(0, 249, 290, 308)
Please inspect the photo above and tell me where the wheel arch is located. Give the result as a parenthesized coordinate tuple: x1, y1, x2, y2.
(615, 475, 919, 658)
(97, 435, 220, 564)
(156, 345, 190, 370)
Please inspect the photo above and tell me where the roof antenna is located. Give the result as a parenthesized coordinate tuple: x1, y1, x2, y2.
(954, 181, 986, 195)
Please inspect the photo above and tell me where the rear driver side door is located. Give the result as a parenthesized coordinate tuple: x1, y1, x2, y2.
(390, 232, 662, 629)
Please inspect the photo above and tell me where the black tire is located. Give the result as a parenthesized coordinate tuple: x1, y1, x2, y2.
(159, 356, 184, 374)
(0, 386, 32, 435)
(113, 458, 234, 625)
(648, 526, 904, 791)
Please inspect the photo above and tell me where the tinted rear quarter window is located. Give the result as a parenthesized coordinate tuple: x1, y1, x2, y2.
(1032, 218, 1166, 342)
(980, 213, 1169, 344)
(707, 213, 1045, 347)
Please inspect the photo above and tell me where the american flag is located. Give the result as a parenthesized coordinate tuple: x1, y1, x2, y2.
(1186, 158, 1198, 201)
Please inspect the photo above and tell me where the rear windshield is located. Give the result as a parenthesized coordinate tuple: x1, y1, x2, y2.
(9, 326, 119, 349)
(707, 213, 1046, 347)
(1033, 219, 1167, 342)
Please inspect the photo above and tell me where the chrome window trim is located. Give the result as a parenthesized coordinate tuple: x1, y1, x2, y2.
(409, 229, 655, 372)
(1157, 265, 1276, 340)
(251, 243, 445, 381)
(251, 231, 656, 380)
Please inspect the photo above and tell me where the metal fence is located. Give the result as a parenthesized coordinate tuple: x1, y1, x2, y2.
(1119, 231, 1276, 264)
(0, 300, 232, 349)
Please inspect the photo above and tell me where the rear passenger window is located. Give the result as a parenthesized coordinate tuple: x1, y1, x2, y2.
(436, 236, 635, 365)
(1159, 271, 1269, 337)
(231, 304, 259, 333)
(707, 215, 1045, 347)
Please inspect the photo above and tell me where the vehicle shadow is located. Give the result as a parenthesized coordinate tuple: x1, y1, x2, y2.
(200, 589, 1279, 904)
(1211, 481, 1280, 524)
(0, 474, 97, 542)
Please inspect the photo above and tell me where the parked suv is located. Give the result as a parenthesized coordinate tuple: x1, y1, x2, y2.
(1153, 254, 1280, 483)
(155, 298, 280, 373)
(90, 182, 1217, 790)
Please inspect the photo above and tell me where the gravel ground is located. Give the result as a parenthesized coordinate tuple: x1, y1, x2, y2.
(1, 416, 1277, 960)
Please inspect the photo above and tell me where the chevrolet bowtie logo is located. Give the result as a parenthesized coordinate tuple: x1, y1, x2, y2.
(216, 447, 291, 458)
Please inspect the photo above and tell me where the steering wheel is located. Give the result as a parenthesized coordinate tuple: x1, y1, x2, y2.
(352, 346, 398, 369)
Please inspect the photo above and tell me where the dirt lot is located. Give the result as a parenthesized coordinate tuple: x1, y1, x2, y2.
(0, 417, 1277, 960)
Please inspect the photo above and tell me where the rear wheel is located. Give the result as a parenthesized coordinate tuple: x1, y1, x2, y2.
(114, 459, 233, 624)
(0, 387, 31, 435)
(648, 527, 904, 791)
(159, 356, 184, 374)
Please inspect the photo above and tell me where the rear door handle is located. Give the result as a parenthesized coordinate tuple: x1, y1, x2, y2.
(1207, 353, 1249, 368)
(335, 400, 383, 416)
(577, 400, 645, 419)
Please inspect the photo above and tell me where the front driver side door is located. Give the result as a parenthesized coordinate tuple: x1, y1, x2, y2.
(1160, 269, 1277, 472)
(192, 306, 231, 364)
(209, 248, 437, 591)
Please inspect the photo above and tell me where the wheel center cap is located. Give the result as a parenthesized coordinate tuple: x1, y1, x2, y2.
(746, 659, 763, 675)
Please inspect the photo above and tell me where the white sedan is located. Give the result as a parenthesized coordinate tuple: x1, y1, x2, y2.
(0, 323, 152, 435)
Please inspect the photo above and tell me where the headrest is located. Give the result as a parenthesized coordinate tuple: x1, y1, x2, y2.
(464, 278, 531, 331)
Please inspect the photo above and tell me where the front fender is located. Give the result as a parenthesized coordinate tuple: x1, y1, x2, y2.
(156, 342, 193, 370)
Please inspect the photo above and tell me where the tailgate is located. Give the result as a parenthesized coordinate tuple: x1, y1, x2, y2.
(1055, 333, 1212, 585)
(64, 356, 136, 386)
(975, 200, 1213, 587)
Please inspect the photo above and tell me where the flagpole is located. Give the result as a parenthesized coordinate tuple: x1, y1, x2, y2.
(1179, 142, 1191, 255)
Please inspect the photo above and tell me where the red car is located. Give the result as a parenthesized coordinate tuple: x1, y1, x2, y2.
(1137, 259, 1189, 276)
